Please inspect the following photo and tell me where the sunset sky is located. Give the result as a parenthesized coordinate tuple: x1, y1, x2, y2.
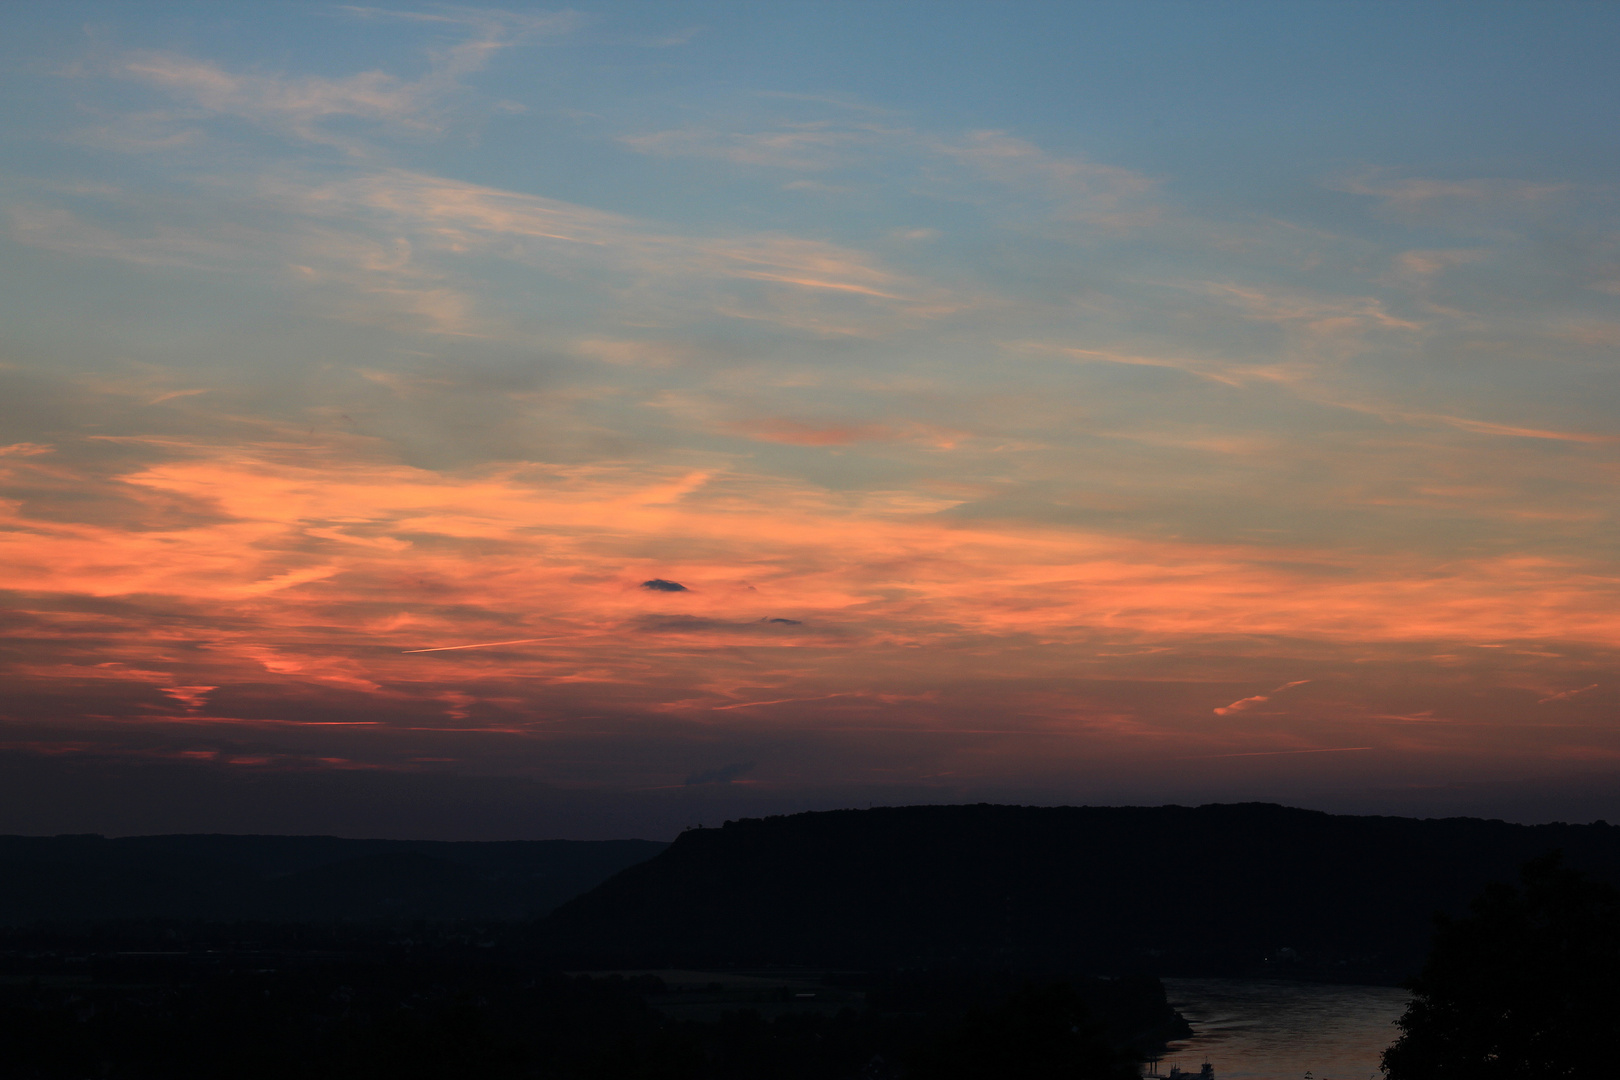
(4, 1, 1620, 838)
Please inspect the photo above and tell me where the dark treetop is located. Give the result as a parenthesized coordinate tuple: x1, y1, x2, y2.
(1383, 853, 1620, 1079)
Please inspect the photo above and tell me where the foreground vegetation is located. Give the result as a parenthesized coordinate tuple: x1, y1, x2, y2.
(1384, 854, 1620, 1079)
(0, 923, 1178, 1079)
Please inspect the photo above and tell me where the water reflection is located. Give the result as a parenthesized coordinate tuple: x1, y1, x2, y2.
(1153, 978, 1410, 1080)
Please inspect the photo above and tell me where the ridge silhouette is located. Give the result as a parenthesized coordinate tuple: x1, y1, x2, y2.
(0, 834, 666, 923)
(540, 802, 1620, 981)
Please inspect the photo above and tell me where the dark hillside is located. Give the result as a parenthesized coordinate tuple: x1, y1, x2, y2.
(539, 803, 1620, 981)
(0, 834, 666, 923)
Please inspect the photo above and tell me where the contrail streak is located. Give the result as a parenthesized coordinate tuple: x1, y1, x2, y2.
(404, 637, 562, 654)
(712, 693, 856, 711)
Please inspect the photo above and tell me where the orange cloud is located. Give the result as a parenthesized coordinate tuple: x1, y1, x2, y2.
(10, 437, 1620, 662)
(6, 423, 1620, 792)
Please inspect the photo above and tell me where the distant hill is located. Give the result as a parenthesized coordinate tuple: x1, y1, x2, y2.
(539, 803, 1620, 981)
(0, 834, 666, 923)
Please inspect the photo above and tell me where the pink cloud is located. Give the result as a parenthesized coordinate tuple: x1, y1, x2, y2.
(159, 686, 217, 712)
(1538, 684, 1598, 704)
(1213, 695, 1270, 716)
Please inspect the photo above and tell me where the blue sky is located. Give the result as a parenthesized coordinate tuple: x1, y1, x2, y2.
(3, 2, 1620, 837)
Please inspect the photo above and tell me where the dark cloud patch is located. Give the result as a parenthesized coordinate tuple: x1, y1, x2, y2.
(684, 761, 754, 786)
(632, 614, 810, 635)
(641, 579, 688, 592)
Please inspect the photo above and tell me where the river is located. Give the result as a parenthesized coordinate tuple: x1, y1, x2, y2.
(1153, 978, 1412, 1080)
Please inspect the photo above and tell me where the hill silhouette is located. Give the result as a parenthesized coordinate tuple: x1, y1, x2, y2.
(539, 803, 1620, 981)
(0, 834, 666, 923)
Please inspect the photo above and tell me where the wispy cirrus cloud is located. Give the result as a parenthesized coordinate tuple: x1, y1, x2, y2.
(620, 120, 1161, 231)
(9, 163, 962, 338)
(122, 52, 440, 146)
(116, 8, 579, 153)
(921, 129, 1161, 229)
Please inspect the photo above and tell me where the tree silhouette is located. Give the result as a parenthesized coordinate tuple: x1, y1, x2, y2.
(1382, 852, 1620, 1079)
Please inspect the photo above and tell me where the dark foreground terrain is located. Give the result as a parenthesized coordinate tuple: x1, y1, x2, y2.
(0, 921, 1185, 1079)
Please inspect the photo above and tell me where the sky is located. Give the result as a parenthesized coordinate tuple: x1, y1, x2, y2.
(4, 1, 1620, 839)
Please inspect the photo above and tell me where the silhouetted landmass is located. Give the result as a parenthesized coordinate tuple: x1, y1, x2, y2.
(10, 800, 1618, 1077)
(540, 803, 1620, 981)
(0, 835, 667, 923)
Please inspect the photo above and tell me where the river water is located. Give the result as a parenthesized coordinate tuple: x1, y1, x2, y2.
(1153, 979, 1412, 1080)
